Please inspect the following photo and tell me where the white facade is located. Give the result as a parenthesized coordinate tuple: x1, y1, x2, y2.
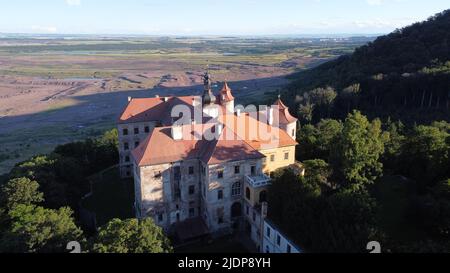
(263, 220, 302, 254)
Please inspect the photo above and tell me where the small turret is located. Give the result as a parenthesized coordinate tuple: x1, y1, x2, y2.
(219, 82, 235, 113)
(272, 96, 298, 140)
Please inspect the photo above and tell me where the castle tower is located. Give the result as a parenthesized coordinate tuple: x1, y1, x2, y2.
(202, 71, 216, 106)
(272, 96, 298, 140)
(202, 71, 219, 118)
(218, 82, 235, 114)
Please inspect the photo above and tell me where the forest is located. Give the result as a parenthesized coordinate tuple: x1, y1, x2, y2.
(0, 130, 172, 253)
(267, 11, 450, 252)
(281, 10, 450, 124)
(269, 112, 449, 253)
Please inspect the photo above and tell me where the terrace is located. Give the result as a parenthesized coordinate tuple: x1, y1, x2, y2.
(245, 174, 271, 188)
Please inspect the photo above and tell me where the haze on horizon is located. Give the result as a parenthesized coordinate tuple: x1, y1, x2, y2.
(0, 0, 448, 36)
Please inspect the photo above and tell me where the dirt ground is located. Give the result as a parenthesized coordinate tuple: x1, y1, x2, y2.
(0, 36, 368, 174)
(0, 67, 292, 174)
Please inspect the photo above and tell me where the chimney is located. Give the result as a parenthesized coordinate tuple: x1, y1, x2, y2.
(171, 125, 183, 141)
(268, 107, 274, 125)
(155, 95, 160, 98)
(236, 108, 241, 117)
(128, 96, 132, 102)
(163, 97, 169, 102)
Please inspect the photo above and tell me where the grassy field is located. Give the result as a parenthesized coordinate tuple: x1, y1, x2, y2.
(82, 166, 135, 227)
(0, 36, 372, 78)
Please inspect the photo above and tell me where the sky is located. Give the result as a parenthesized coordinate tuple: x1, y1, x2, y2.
(0, 0, 448, 35)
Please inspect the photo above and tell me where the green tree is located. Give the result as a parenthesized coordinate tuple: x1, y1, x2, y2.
(0, 177, 44, 210)
(330, 111, 386, 190)
(0, 205, 84, 253)
(399, 124, 449, 190)
(92, 218, 173, 253)
(268, 168, 378, 253)
(341, 84, 361, 112)
(382, 119, 406, 172)
(303, 159, 333, 191)
(308, 87, 337, 118)
(297, 119, 343, 161)
(298, 103, 315, 124)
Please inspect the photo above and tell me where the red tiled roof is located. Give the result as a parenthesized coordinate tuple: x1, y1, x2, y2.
(132, 123, 265, 166)
(274, 98, 298, 124)
(218, 113, 298, 150)
(125, 91, 298, 167)
(218, 82, 235, 103)
(201, 126, 265, 165)
(118, 96, 199, 124)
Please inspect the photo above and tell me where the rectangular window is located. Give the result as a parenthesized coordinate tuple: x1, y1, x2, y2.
(218, 217, 224, 224)
(189, 166, 194, 175)
(124, 142, 129, 150)
(158, 213, 163, 222)
(135, 141, 140, 148)
(253, 212, 256, 222)
(123, 129, 129, 136)
(189, 185, 195, 195)
(287, 244, 292, 253)
(270, 155, 275, 162)
(246, 205, 249, 215)
(189, 208, 195, 218)
(251, 166, 256, 175)
(145, 126, 150, 133)
(277, 235, 281, 246)
(292, 129, 295, 137)
(218, 190, 223, 200)
(266, 227, 271, 237)
(284, 152, 289, 160)
(125, 156, 130, 163)
(234, 165, 240, 174)
(134, 128, 139, 135)
(218, 170, 224, 179)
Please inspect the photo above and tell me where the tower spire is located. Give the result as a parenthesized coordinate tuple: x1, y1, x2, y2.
(202, 71, 216, 105)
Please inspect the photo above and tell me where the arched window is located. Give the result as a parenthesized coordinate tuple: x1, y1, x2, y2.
(231, 182, 241, 197)
(259, 190, 267, 203)
(231, 202, 242, 218)
(246, 187, 251, 200)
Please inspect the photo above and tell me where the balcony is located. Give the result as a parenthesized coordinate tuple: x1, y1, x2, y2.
(245, 174, 271, 188)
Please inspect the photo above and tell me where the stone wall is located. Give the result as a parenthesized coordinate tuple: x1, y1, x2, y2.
(202, 158, 262, 233)
(118, 121, 156, 177)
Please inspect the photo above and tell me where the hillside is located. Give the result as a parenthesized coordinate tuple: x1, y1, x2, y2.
(284, 9, 450, 124)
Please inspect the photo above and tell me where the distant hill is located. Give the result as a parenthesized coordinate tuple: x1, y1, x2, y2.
(284, 10, 450, 123)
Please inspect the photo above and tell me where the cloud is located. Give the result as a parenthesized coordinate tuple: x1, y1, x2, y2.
(66, 0, 81, 6)
(31, 25, 58, 33)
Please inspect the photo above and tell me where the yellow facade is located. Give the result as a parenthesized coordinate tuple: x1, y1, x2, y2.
(244, 182, 269, 207)
(260, 145, 296, 174)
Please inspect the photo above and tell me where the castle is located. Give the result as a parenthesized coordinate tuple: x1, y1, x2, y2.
(117, 72, 300, 250)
